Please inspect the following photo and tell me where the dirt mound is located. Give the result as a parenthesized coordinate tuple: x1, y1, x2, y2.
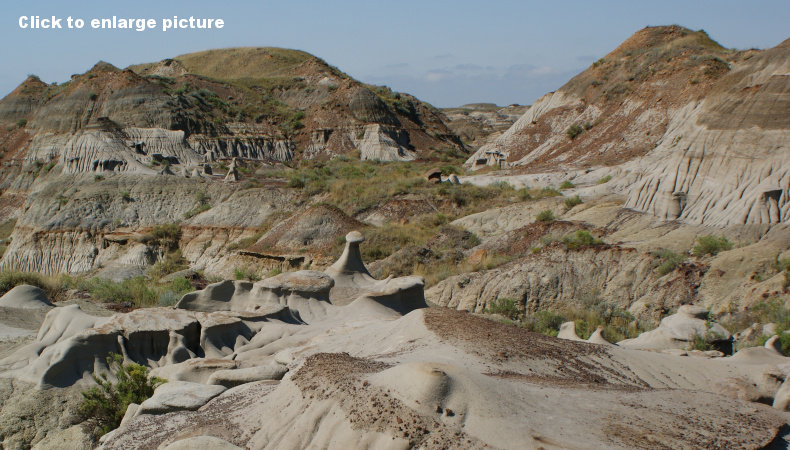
(249, 204, 362, 255)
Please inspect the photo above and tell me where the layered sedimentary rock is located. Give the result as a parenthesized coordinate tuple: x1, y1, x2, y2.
(467, 26, 790, 226)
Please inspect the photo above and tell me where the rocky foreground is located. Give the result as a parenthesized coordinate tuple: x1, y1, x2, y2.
(0, 232, 787, 449)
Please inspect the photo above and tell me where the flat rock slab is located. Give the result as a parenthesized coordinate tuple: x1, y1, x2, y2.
(137, 381, 226, 415)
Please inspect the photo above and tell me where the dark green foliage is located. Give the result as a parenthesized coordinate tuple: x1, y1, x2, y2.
(564, 195, 583, 209)
(597, 175, 612, 184)
(520, 311, 566, 337)
(651, 249, 687, 276)
(484, 297, 521, 320)
(691, 234, 733, 257)
(535, 209, 555, 222)
(79, 353, 165, 437)
(150, 223, 181, 251)
(562, 230, 603, 250)
(566, 124, 584, 140)
(559, 181, 575, 190)
(16, 118, 26, 128)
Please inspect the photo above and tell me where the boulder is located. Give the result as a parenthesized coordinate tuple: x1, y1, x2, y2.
(136, 381, 226, 415)
(0, 285, 53, 309)
(618, 305, 732, 351)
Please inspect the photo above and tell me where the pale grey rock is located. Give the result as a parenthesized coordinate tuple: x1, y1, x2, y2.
(0, 285, 53, 309)
(162, 436, 242, 450)
(136, 381, 226, 415)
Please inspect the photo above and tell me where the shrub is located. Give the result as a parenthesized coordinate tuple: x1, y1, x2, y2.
(88, 277, 158, 307)
(233, 266, 260, 281)
(597, 175, 612, 184)
(566, 124, 584, 140)
(94, 174, 104, 182)
(147, 251, 187, 280)
(652, 249, 686, 276)
(559, 181, 575, 190)
(520, 310, 566, 337)
(150, 223, 181, 251)
(79, 353, 165, 437)
(16, 118, 26, 128)
(562, 230, 603, 250)
(183, 203, 211, 219)
(535, 209, 555, 223)
(120, 190, 131, 201)
(692, 234, 733, 257)
(564, 195, 583, 209)
(484, 297, 521, 320)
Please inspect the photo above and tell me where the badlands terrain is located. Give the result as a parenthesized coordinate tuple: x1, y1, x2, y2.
(0, 25, 788, 448)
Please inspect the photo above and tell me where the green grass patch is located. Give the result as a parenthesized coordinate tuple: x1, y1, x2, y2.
(691, 234, 733, 257)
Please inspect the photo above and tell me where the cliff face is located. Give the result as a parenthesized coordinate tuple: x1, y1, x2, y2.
(469, 26, 790, 226)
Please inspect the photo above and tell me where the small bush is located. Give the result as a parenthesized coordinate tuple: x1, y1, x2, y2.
(566, 124, 584, 140)
(597, 175, 612, 184)
(564, 195, 583, 209)
(559, 181, 574, 190)
(79, 353, 165, 437)
(521, 310, 566, 337)
(94, 174, 104, 182)
(535, 209, 555, 223)
(233, 266, 260, 281)
(16, 118, 27, 128)
(562, 230, 603, 250)
(150, 224, 181, 251)
(692, 234, 733, 257)
(147, 251, 187, 280)
(484, 297, 521, 320)
(120, 190, 131, 201)
(652, 249, 686, 276)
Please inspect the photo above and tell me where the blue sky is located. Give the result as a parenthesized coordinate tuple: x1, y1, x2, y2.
(2, 0, 788, 107)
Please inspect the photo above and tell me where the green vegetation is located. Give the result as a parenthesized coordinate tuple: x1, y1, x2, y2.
(597, 175, 612, 184)
(120, 190, 131, 201)
(566, 124, 584, 140)
(691, 234, 733, 257)
(16, 118, 26, 128)
(234, 266, 260, 281)
(94, 174, 104, 182)
(535, 209, 555, 222)
(651, 248, 687, 276)
(147, 250, 188, 280)
(484, 290, 648, 342)
(0, 270, 68, 300)
(559, 181, 575, 190)
(721, 297, 790, 354)
(86, 275, 194, 308)
(484, 297, 521, 320)
(562, 230, 603, 250)
(564, 195, 583, 209)
(79, 353, 165, 437)
(148, 223, 181, 252)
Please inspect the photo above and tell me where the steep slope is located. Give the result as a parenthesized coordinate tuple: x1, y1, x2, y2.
(469, 26, 790, 226)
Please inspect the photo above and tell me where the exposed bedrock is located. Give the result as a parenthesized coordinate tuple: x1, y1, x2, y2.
(425, 244, 700, 322)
